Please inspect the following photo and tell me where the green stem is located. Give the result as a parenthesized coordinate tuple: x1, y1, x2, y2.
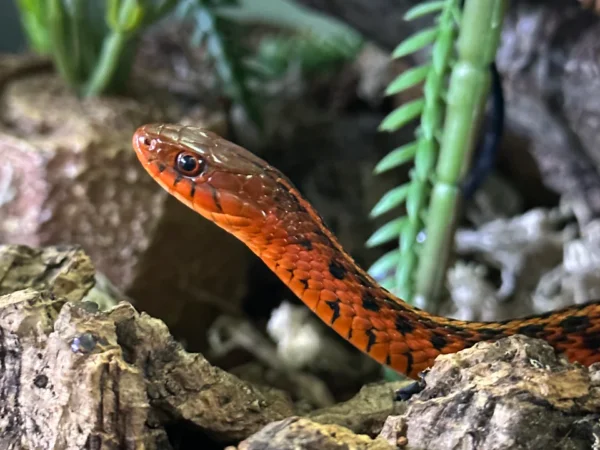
(413, 0, 507, 308)
(82, 0, 139, 97)
(83, 31, 127, 96)
(394, 0, 460, 301)
(47, 0, 78, 88)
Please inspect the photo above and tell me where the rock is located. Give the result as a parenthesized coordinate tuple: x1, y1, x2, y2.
(231, 417, 394, 450)
(308, 380, 409, 437)
(381, 335, 600, 450)
(0, 244, 294, 448)
(0, 54, 249, 350)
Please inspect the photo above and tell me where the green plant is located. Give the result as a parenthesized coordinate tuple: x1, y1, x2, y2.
(367, 0, 507, 308)
(15, 0, 178, 96)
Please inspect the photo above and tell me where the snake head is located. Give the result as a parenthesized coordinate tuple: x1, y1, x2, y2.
(132, 123, 293, 228)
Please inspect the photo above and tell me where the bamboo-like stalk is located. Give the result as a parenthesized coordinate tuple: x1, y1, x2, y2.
(413, 0, 507, 308)
(392, 0, 460, 301)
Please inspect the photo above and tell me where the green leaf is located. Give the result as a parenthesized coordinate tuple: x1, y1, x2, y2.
(374, 141, 418, 174)
(404, 1, 446, 21)
(366, 218, 406, 248)
(379, 98, 425, 132)
(368, 249, 402, 279)
(370, 185, 410, 218)
(385, 65, 430, 96)
(392, 27, 438, 59)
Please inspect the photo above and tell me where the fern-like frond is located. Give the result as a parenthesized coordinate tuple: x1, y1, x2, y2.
(368, 0, 460, 301)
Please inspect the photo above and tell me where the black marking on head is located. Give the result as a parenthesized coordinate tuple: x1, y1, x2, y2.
(395, 315, 415, 334)
(347, 327, 353, 340)
(430, 334, 448, 350)
(559, 315, 590, 333)
(386, 353, 391, 366)
(173, 173, 183, 186)
(516, 323, 545, 337)
(329, 260, 346, 280)
(365, 328, 377, 353)
(157, 163, 166, 173)
(210, 186, 222, 212)
(362, 293, 380, 312)
(325, 300, 340, 324)
(299, 278, 308, 290)
(190, 184, 196, 198)
(298, 239, 313, 250)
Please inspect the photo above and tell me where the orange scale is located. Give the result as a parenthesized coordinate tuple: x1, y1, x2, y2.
(320, 289, 338, 302)
(302, 289, 320, 310)
(352, 316, 372, 331)
(336, 291, 353, 305)
(226, 216, 252, 228)
(298, 251, 311, 260)
(388, 329, 404, 341)
(443, 342, 465, 353)
(293, 269, 310, 280)
(338, 302, 354, 317)
(316, 300, 337, 324)
(390, 341, 410, 355)
(283, 252, 300, 262)
(382, 318, 397, 331)
(309, 260, 327, 271)
(272, 228, 288, 239)
(271, 238, 287, 247)
(390, 354, 409, 374)
(286, 244, 303, 254)
(406, 337, 430, 351)
(288, 277, 308, 295)
(275, 267, 293, 284)
(367, 343, 389, 363)
(278, 259, 296, 271)
(322, 279, 337, 291)
(262, 249, 283, 260)
(349, 330, 368, 350)
(424, 348, 441, 359)
(296, 260, 311, 272)
(406, 350, 424, 364)
(331, 316, 353, 337)
(309, 270, 324, 282)
(333, 279, 350, 291)
(307, 279, 323, 291)
(369, 317, 387, 331)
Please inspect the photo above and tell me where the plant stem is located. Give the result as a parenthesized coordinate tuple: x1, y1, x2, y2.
(413, 0, 507, 308)
(394, 0, 460, 301)
(82, 0, 138, 97)
(47, 0, 79, 89)
(83, 31, 127, 96)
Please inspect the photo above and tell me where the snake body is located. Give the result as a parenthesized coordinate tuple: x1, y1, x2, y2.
(132, 123, 600, 379)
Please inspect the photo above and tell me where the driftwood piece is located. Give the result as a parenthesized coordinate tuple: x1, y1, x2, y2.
(0, 245, 294, 448)
(379, 335, 600, 450)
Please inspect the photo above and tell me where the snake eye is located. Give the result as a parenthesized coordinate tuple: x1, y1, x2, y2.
(175, 152, 204, 177)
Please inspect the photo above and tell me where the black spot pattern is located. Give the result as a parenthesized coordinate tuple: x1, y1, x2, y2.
(361, 293, 380, 312)
(329, 260, 346, 280)
(326, 300, 340, 324)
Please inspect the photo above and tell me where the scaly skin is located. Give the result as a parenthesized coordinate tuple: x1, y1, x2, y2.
(132, 123, 600, 379)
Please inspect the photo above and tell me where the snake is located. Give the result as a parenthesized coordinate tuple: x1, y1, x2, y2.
(132, 123, 600, 379)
